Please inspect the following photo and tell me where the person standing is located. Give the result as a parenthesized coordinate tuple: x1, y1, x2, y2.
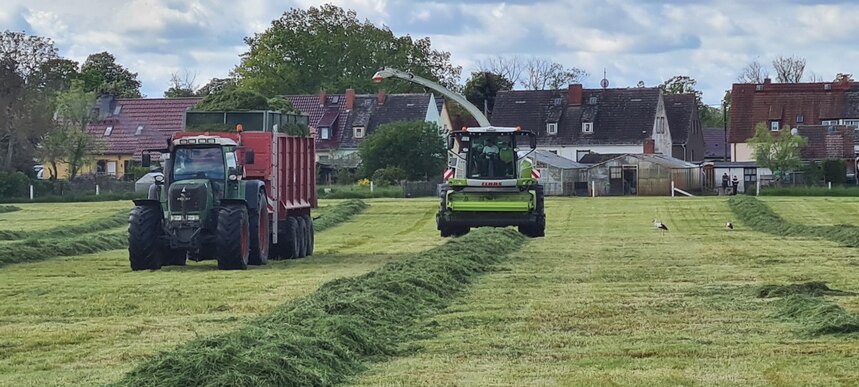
(731, 175, 740, 195)
(721, 173, 729, 195)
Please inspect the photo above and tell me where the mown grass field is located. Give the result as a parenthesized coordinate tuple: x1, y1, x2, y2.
(1, 196, 859, 385)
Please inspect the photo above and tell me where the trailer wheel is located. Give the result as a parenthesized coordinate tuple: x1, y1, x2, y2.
(216, 204, 250, 270)
(128, 205, 165, 271)
(296, 216, 308, 258)
(302, 214, 314, 256)
(281, 216, 300, 259)
(248, 192, 270, 266)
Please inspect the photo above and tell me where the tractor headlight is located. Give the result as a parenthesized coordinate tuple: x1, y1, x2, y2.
(186, 214, 200, 221)
(170, 215, 183, 221)
(228, 174, 238, 181)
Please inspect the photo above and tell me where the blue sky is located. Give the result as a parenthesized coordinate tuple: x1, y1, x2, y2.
(2, 0, 858, 105)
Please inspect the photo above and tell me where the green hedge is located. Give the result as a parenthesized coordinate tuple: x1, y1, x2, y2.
(760, 186, 859, 197)
(317, 185, 403, 199)
(115, 228, 527, 386)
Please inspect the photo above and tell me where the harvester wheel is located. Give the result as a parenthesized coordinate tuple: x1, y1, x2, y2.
(248, 192, 270, 266)
(452, 227, 470, 237)
(216, 204, 250, 270)
(296, 216, 308, 258)
(281, 217, 300, 259)
(128, 205, 165, 271)
(302, 214, 314, 256)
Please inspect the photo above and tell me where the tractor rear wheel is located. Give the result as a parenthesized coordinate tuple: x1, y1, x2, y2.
(128, 205, 165, 271)
(296, 216, 308, 258)
(248, 192, 270, 266)
(302, 214, 314, 256)
(216, 204, 250, 270)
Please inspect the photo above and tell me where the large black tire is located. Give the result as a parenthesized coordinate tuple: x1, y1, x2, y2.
(281, 216, 300, 259)
(162, 249, 187, 266)
(128, 205, 164, 271)
(216, 204, 250, 270)
(296, 216, 308, 258)
(248, 192, 270, 266)
(302, 214, 314, 256)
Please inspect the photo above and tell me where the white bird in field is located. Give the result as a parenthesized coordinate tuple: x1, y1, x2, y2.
(726, 221, 734, 230)
(652, 219, 669, 234)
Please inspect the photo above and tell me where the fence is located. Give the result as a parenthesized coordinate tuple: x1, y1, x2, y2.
(0, 178, 136, 201)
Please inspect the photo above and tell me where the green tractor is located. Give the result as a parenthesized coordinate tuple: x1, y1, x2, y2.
(372, 68, 545, 238)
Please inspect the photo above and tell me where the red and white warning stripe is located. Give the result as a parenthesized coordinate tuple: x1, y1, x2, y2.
(531, 168, 541, 179)
(443, 168, 455, 180)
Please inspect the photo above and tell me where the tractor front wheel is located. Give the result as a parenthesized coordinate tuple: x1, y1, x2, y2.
(128, 205, 165, 271)
(216, 204, 250, 270)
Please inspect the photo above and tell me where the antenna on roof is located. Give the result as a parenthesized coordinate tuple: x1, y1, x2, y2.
(600, 68, 609, 89)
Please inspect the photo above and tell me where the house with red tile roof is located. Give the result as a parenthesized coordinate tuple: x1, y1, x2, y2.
(46, 96, 202, 179)
(728, 78, 859, 162)
(490, 85, 701, 162)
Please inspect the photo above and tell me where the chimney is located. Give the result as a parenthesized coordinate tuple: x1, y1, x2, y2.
(345, 88, 355, 109)
(568, 84, 583, 106)
(377, 89, 386, 105)
(319, 89, 327, 106)
(763, 77, 772, 85)
(644, 138, 655, 154)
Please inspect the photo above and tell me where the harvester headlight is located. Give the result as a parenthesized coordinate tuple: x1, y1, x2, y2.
(186, 215, 200, 221)
(170, 215, 183, 221)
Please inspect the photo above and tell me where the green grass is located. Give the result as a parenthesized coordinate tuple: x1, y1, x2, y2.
(0, 191, 146, 204)
(313, 199, 368, 231)
(730, 196, 859, 247)
(0, 199, 444, 386)
(317, 185, 404, 199)
(0, 205, 20, 213)
(0, 209, 129, 241)
(774, 295, 859, 336)
(351, 197, 859, 386)
(115, 228, 525, 386)
(0, 201, 133, 232)
(761, 196, 859, 226)
(0, 230, 127, 268)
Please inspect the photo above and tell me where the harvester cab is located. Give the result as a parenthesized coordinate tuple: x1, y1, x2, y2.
(372, 67, 545, 238)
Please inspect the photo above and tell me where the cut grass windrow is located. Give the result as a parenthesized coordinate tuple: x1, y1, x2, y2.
(0, 205, 21, 213)
(728, 196, 859, 247)
(0, 230, 127, 267)
(314, 199, 368, 232)
(114, 228, 527, 387)
(757, 281, 855, 298)
(0, 209, 130, 241)
(773, 295, 859, 336)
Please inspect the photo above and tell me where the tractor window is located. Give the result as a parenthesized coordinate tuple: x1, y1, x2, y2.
(467, 134, 516, 179)
(172, 147, 225, 182)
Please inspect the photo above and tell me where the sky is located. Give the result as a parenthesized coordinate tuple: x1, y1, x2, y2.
(2, 0, 858, 105)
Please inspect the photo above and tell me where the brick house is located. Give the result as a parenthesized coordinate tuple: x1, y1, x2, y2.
(728, 78, 859, 162)
(490, 85, 701, 162)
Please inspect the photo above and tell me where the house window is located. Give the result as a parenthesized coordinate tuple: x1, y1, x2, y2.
(547, 123, 558, 135)
(744, 168, 757, 183)
(320, 127, 330, 140)
(318, 155, 330, 161)
(796, 115, 804, 123)
(113, 105, 122, 115)
(655, 117, 665, 134)
(582, 122, 593, 133)
(576, 149, 590, 161)
(844, 119, 859, 128)
(135, 125, 144, 136)
(103, 126, 113, 136)
(353, 126, 365, 138)
(770, 121, 780, 131)
(588, 96, 598, 104)
(610, 167, 622, 179)
(821, 120, 838, 125)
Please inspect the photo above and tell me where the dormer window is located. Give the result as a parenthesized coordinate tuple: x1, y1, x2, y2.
(320, 127, 330, 140)
(135, 125, 144, 136)
(354, 126, 365, 139)
(103, 126, 113, 136)
(770, 120, 780, 131)
(547, 123, 557, 135)
(582, 122, 593, 133)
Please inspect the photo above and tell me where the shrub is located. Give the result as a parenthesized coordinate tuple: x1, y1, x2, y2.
(0, 172, 30, 197)
(372, 167, 407, 186)
(822, 159, 846, 185)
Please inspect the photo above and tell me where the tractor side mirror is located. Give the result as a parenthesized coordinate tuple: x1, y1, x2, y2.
(244, 150, 255, 165)
(142, 153, 151, 167)
(447, 137, 455, 150)
(529, 134, 537, 149)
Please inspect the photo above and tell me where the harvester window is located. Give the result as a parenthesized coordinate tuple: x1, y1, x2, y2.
(467, 134, 515, 179)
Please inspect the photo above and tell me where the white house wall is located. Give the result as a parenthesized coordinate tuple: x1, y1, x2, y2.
(652, 94, 673, 155)
(425, 94, 442, 129)
(730, 143, 755, 162)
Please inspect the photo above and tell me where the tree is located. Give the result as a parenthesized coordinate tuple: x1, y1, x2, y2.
(358, 121, 445, 181)
(737, 60, 769, 83)
(55, 80, 100, 180)
(34, 58, 79, 93)
(0, 30, 58, 171)
(834, 73, 855, 83)
(80, 52, 142, 97)
(476, 56, 524, 87)
(194, 89, 270, 111)
(164, 70, 198, 98)
(236, 4, 461, 96)
(36, 126, 67, 180)
(464, 72, 514, 116)
(772, 55, 806, 83)
(523, 57, 587, 90)
(748, 123, 807, 180)
(197, 77, 236, 96)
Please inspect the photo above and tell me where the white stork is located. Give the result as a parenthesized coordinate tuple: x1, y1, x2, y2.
(652, 219, 669, 235)
(726, 221, 733, 230)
